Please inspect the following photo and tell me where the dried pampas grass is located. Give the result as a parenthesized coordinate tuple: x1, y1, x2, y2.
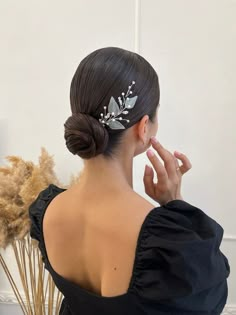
(0, 148, 61, 249)
(0, 148, 80, 314)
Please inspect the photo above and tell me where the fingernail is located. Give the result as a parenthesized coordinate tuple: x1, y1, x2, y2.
(151, 136, 158, 143)
(147, 149, 154, 157)
(174, 151, 181, 155)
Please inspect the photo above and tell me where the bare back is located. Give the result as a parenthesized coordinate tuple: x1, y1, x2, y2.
(42, 187, 156, 297)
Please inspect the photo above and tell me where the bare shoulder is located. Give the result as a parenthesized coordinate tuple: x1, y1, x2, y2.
(125, 190, 157, 214)
(44, 188, 157, 225)
(42, 188, 158, 296)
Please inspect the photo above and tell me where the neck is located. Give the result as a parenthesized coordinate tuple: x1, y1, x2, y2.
(78, 153, 134, 193)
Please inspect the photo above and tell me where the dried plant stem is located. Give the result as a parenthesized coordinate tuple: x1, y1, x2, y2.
(55, 289, 63, 314)
(0, 254, 28, 315)
(37, 248, 46, 315)
(28, 245, 36, 312)
(20, 240, 32, 312)
(44, 272, 50, 303)
(1, 234, 63, 315)
(48, 276, 52, 315)
(50, 275, 55, 315)
(31, 244, 39, 314)
(12, 241, 33, 315)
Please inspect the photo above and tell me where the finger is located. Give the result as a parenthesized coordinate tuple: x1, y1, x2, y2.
(174, 157, 181, 175)
(143, 165, 155, 197)
(150, 138, 177, 178)
(174, 151, 192, 174)
(146, 149, 168, 184)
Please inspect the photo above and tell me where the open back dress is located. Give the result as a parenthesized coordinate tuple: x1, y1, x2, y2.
(29, 184, 230, 315)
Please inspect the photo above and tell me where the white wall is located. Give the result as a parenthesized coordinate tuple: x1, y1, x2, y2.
(0, 0, 235, 314)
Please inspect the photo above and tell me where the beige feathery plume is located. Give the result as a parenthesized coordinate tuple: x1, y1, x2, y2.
(0, 148, 70, 315)
(0, 148, 61, 249)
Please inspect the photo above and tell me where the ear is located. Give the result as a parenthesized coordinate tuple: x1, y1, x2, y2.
(137, 115, 150, 144)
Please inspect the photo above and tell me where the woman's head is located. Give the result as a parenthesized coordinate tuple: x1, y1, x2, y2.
(64, 47, 160, 159)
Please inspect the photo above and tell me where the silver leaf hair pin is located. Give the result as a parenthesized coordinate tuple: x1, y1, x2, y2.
(99, 81, 138, 130)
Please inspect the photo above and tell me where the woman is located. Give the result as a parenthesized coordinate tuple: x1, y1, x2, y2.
(29, 47, 230, 314)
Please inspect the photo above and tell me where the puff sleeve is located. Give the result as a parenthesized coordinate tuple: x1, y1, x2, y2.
(132, 199, 230, 314)
(28, 184, 66, 266)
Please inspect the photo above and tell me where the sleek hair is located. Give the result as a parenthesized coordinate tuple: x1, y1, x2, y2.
(64, 47, 160, 159)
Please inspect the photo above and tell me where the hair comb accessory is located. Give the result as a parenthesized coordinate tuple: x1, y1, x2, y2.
(99, 81, 138, 130)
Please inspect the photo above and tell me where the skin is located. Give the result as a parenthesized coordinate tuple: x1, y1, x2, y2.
(43, 106, 192, 297)
(77, 111, 158, 193)
(75, 107, 192, 205)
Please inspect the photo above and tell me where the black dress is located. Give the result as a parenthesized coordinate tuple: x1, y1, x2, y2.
(28, 184, 230, 315)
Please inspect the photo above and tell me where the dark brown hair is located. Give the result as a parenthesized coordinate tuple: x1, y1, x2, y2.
(64, 47, 160, 159)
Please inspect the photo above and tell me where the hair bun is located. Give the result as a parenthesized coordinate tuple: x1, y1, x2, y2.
(64, 113, 109, 159)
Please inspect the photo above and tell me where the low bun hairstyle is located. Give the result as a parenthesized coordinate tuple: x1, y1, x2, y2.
(64, 113, 109, 159)
(64, 47, 160, 159)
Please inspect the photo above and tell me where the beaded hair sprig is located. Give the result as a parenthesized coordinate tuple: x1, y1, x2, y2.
(99, 81, 138, 130)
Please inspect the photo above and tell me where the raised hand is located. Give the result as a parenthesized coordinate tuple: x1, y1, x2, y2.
(143, 137, 192, 206)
